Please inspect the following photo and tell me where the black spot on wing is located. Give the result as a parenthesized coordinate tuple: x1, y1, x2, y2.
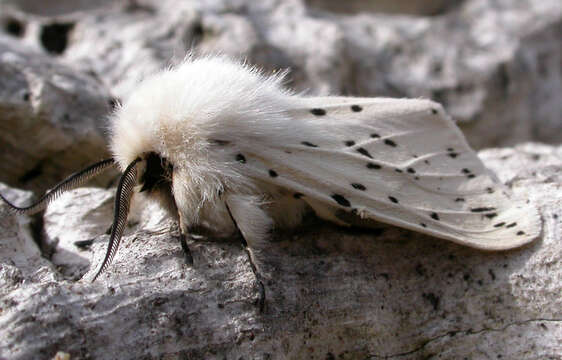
(332, 194, 351, 207)
(471, 207, 496, 213)
(384, 139, 397, 147)
(212, 139, 230, 146)
(430, 212, 440, 221)
(506, 222, 517, 228)
(310, 108, 326, 116)
(395, 168, 403, 173)
(461, 168, 471, 174)
(494, 222, 505, 228)
(269, 169, 278, 177)
(420, 223, 427, 228)
(485, 213, 498, 219)
(351, 183, 366, 191)
(388, 196, 398, 204)
(486, 187, 494, 194)
(294, 192, 304, 199)
(370, 133, 380, 138)
(455, 198, 465, 202)
(356, 147, 373, 159)
(407, 168, 416, 174)
(235, 154, 246, 163)
(344, 140, 356, 147)
(467, 174, 476, 179)
(448, 152, 459, 158)
(351, 105, 362, 112)
(516, 231, 525, 235)
(367, 163, 382, 170)
(301, 141, 318, 147)
(431, 108, 438, 114)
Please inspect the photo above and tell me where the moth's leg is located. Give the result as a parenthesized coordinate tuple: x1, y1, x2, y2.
(177, 211, 194, 265)
(224, 194, 273, 312)
(305, 198, 351, 227)
(168, 177, 193, 265)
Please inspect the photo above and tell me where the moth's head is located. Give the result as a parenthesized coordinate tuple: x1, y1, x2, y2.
(137, 152, 173, 195)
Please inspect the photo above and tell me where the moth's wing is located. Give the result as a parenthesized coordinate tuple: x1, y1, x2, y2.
(234, 97, 541, 250)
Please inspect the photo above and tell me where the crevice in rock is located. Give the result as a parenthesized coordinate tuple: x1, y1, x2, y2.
(124, 0, 156, 14)
(305, 0, 466, 16)
(40, 22, 75, 55)
(30, 212, 50, 258)
(188, 21, 205, 47)
(3, 17, 25, 37)
(367, 318, 562, 359)
(18, 162, 44, 184)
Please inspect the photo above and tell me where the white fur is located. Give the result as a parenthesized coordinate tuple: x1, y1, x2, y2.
(109, 56, 541, 250)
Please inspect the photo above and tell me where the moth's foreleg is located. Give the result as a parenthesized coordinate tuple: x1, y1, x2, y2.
(177, 211, 194, 265)
(224, 194, 273, 312)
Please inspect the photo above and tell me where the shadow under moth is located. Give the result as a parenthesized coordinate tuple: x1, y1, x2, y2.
(0, 56, 541, 287)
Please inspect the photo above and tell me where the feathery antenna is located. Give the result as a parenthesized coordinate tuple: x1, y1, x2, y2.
(92, 158, 141, 281)
(0, 158, 116, 215)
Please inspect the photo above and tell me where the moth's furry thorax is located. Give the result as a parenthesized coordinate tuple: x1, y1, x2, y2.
(109, 56, 295, 231)
(110, 55, 292, 172)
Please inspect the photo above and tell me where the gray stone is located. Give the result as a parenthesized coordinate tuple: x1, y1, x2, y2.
(0, 183, 54, 291)
(2, 0, 558, 148)
(44, 188, 114, 280)
(0, 35, 115, 193)
(305, 0, 464, 16)
(44, 187, 172, 280)
(0, 144, 560, 359)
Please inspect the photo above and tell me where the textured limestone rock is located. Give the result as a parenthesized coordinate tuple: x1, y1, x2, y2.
(43, 188, 114, 280)
(0, 35, 115, 193)
(0, 0, 561, 358)
(43, 188, 171, 280)
(0, 183, 55, 290)
(305, 0, 464, 16)
(2, 0, 559, 149)
(0, 144, 560, 359)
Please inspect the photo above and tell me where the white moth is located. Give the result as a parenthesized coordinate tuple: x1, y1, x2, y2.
(1, 55, 542, 281)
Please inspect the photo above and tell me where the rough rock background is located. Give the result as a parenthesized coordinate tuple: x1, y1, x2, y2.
(0, 0, 560, 359)
(1, 146, 560, 359)
(0, 35, 115, 193)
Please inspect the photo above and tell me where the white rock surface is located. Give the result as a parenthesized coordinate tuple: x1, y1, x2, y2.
(44, 187, 172, 280)
(0, 183, 55, 291)
(0, 144, 560, 359)
(44, 188, 114, 280)
(2, 0, 559, 149)
(0, 35, 115, 193)
(305, 0, 464, 16)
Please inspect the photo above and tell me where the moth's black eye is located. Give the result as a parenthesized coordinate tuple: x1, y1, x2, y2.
(140, 152, 172, 193)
